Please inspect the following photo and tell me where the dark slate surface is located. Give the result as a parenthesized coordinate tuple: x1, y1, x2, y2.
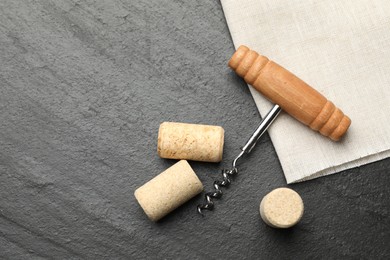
(0, 0, 389, 259)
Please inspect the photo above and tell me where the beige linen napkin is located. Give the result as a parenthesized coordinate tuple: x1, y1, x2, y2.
(221, 0, 390, 183)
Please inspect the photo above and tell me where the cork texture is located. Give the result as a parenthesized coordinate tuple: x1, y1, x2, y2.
(157, 122, 224, 162)
(260, 188, 304, 228)
(134, 160, 203, 221)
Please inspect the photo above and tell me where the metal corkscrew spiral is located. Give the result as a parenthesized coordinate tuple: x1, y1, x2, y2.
(197, 105, 281, 215)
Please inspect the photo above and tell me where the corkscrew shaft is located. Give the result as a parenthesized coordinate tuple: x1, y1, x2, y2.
(241, 105, 281, 153)
(197, 104, 281, 214)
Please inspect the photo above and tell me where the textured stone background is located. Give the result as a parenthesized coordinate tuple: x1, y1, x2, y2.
(0, 0, 389, 259)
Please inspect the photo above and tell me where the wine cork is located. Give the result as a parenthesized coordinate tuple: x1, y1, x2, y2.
(260, 188, 304, 228)
(157, 122, 224, 162)
(134, 160, 203, 222)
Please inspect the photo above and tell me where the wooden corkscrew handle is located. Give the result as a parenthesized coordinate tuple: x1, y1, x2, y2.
(229, 45, 351, 141)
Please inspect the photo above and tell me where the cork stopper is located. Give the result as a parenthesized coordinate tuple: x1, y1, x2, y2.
(157, 122, 224, 162)
(134, 160, 203, 222)
(260, 188, 304, 228)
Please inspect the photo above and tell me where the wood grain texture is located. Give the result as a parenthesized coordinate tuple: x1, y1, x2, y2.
(0, 0, 389, 259)
(229, 46, 351, 141)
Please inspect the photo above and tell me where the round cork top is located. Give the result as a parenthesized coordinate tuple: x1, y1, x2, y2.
(259, 188, 304, 228)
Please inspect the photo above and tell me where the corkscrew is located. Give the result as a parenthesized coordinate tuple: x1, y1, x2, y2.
(197, 45, 351, 214)
(197, 105, 281, 214)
